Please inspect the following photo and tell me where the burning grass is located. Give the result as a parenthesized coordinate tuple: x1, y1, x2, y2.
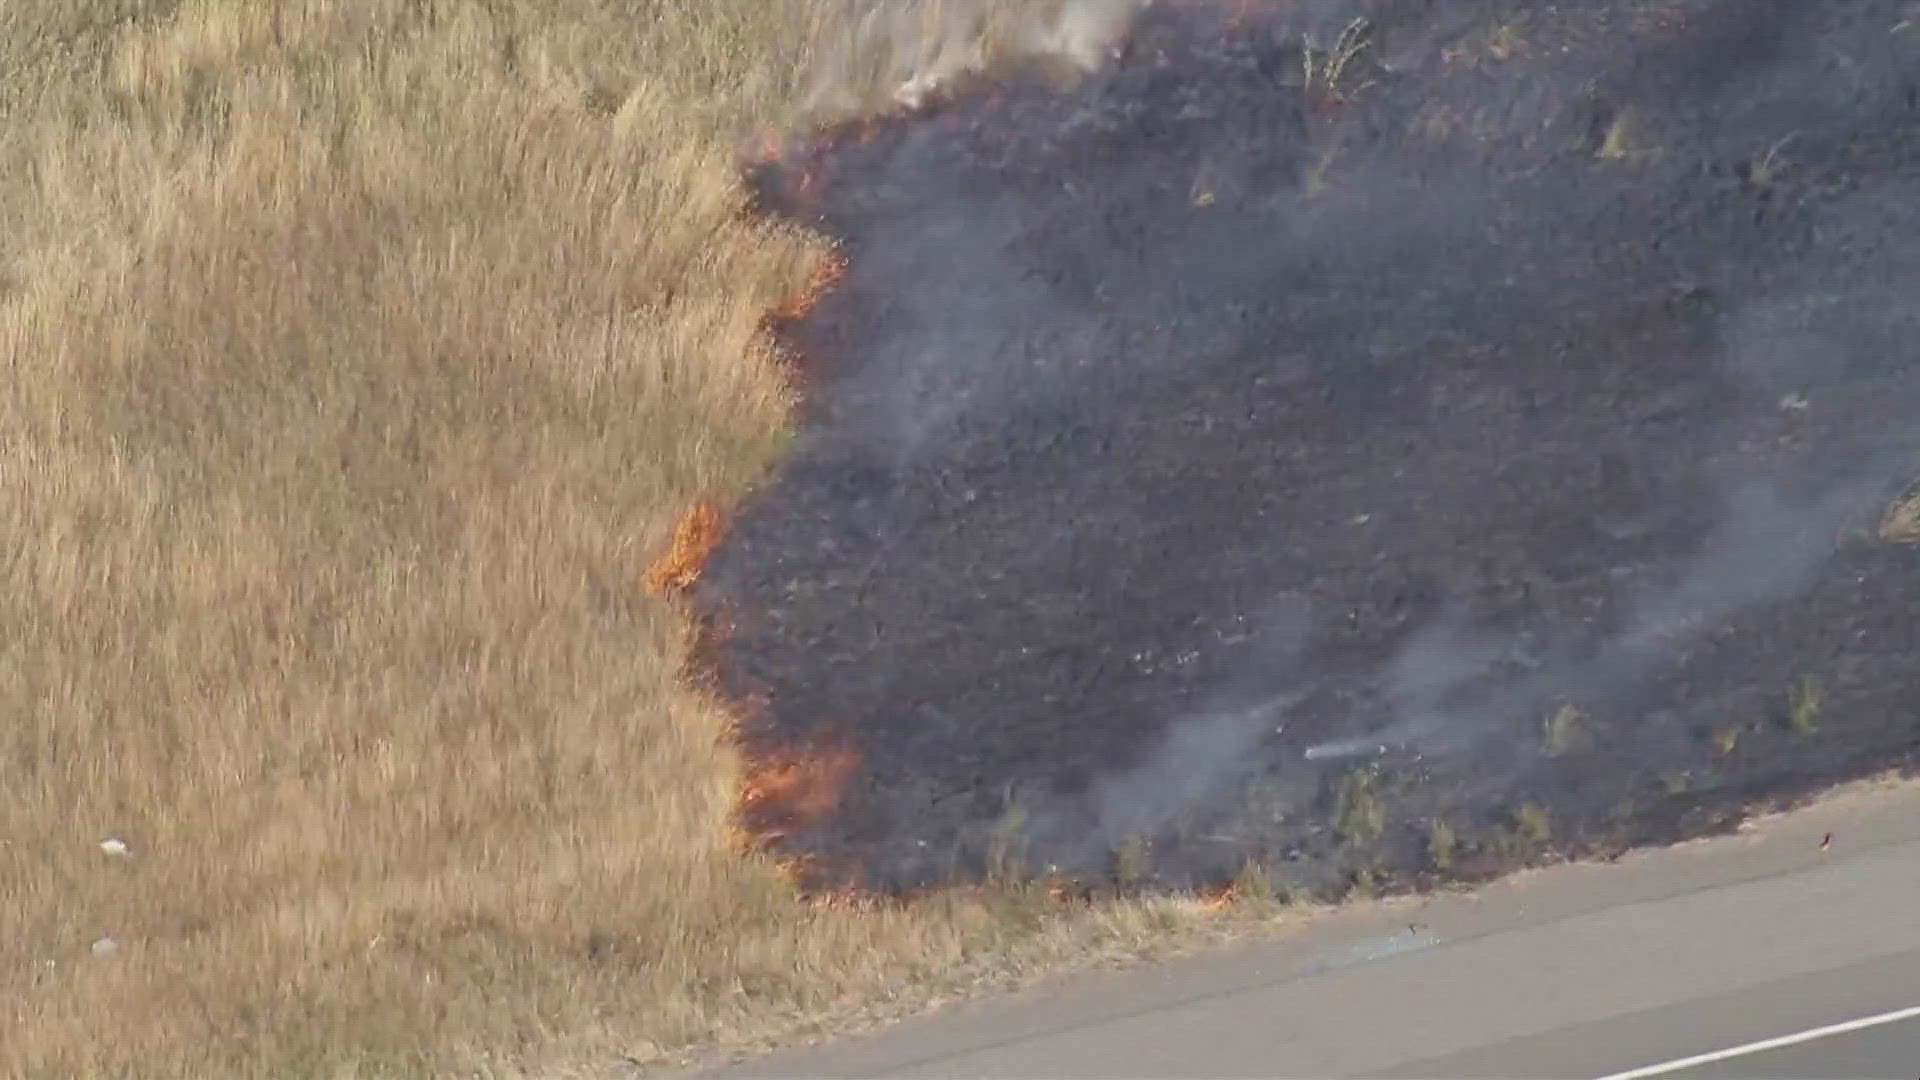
(645, 501, 729, 597)
(0, 1, 1267, 1076)
(30, 0, 1904, 1073)
(736, 743, 865, 848)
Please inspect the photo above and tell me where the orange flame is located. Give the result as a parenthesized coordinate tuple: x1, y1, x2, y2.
(1198, 882, 1240, 911)
(776, 251, 846, 320)
(795, 164, 826, 203)
(736, 744, 862, 839)
(754, 127, 783, 164)
(702, 222, 857, 887)
(644, 500, 725, 596)
(710, 52, 1299, 908)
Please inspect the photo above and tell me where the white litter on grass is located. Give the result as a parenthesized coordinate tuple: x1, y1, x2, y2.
(99, 837, 130, 857)
(91, 937, 119, 957)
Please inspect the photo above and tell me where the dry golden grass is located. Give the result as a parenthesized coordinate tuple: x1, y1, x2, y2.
(0, 2, 1266, 1076)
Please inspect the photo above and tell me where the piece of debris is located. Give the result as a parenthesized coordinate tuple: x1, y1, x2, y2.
(1778, 391, 1810, 411)
(1304, 738, 1387, 762)
(1820, 832, 1833, 851)
(91, 937, 119, 957)
(99, 837, 130, 858)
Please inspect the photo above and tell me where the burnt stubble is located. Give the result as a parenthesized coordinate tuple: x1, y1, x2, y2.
(697, 0, 1920, 896)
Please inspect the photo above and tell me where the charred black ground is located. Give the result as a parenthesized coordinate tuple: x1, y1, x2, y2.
(697, 0, 1920, 896)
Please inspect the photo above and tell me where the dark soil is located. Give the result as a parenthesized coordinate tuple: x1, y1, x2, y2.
(695, 0, 1920, 897)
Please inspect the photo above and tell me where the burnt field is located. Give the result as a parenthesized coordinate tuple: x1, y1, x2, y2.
(694, 0, 1920, 897)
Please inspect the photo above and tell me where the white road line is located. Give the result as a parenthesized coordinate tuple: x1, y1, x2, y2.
(1591, 1002, 1920, 1080)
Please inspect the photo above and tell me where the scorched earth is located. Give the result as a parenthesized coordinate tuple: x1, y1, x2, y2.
(694, 0, 1920, 896)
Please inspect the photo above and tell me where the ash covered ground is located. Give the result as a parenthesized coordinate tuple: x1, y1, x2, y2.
(696, 0, 1920, 896)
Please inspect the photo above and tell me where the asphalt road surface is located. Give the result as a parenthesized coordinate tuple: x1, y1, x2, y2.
(1648, 1012, 1920, 1080)
(700, 781, 1920, 1079)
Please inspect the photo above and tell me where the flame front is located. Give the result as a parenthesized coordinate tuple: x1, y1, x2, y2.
(644, 500, 725, 596)
(769, 251, 848, 325)
(734, 744, 863, 845)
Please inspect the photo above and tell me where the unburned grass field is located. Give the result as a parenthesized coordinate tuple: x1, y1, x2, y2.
(0, 2, 1261, 1076)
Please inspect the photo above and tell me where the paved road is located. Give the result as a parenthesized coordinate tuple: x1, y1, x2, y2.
(1385, 951, 1920, 1079)
(1656, 1012, 1920, 1079)
(702, 781, 1920, 1079)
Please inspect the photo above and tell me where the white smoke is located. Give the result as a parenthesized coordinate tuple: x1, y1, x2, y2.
(1024, 0, 1147, 73)
(802, 0, 1149, 117)
(1088, 597, 1312, 846)
(1616, 476, 1894, 657)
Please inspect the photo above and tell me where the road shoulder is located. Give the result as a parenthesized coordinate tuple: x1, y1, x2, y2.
(700, 777, 1920, 1078)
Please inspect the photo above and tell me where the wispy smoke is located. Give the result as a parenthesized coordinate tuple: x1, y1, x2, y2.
(1289, 0, 1920, 776)
(1318, 333, 1919, 772)
(801, 0, 1147, 117)
(1616, 477, 1896, 657)
(717, 0, 1920, 891)
(1089, 597, 1312, 847)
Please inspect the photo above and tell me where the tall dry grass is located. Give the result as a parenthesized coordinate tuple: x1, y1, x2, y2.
(0, 1, 1257, 1077)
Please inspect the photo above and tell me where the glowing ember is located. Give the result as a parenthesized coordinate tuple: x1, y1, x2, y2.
(643, 500, 725, 597)
(1046, 877, 1091, 904)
